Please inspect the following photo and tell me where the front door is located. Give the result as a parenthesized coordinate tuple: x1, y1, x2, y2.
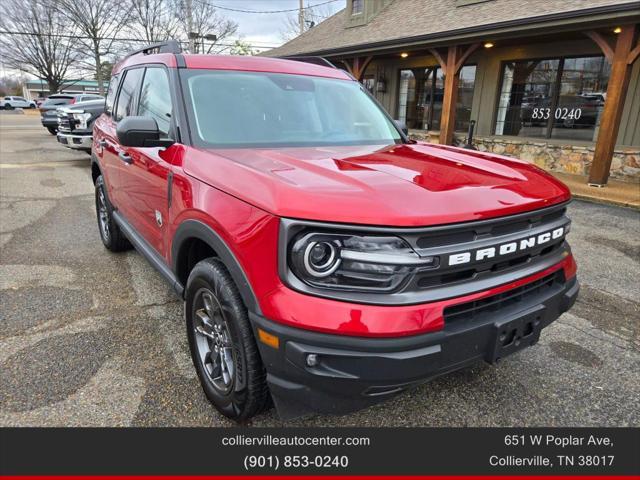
(119, 66, 176, 256)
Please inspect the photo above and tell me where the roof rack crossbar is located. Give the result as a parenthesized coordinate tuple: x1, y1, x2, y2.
(125, 39, 182, 59)
(280, 56, 337, 69)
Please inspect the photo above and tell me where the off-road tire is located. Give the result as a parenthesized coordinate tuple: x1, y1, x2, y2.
(95, 175, 131, 252)
(186, 258, 270, 422)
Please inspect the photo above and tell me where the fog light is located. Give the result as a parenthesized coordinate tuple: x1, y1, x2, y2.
(306, 354, 319, 367)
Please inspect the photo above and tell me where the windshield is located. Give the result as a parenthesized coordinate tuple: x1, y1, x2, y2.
(182, 70, 402, 148)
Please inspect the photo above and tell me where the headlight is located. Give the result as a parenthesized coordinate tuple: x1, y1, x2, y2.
(289, 232, 437, 292)
(72, 112, 92, 129)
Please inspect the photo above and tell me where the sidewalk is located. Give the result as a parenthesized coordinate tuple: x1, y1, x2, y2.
(551, 172, 640, 209)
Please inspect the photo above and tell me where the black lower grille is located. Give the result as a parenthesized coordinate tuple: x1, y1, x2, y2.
(443, 271, 564, 324)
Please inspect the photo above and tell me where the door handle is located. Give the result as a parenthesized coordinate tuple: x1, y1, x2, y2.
(118, 151, 133, 164)
(99, 139, 107, 148)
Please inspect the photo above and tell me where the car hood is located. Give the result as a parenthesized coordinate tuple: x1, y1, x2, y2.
(183, 142, 571, 227)
(59, 99, 105, 114)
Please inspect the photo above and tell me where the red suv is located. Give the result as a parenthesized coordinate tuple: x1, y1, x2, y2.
(92, 41, 579, 421)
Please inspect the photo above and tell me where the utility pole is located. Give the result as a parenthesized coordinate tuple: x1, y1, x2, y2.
(298, 0, 304, 36)
(186, 0, 195, 52)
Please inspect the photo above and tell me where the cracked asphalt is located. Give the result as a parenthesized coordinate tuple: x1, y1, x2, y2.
(1, 112, 639, 427)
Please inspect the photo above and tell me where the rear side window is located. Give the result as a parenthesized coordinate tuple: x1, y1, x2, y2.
(138, 67, 173, 136)
(114, 68, 143, 122)
(105, 75, 120, 115)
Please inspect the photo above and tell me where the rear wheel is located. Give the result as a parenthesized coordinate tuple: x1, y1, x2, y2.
(186, 258, 269, 422)
(4, 104, 12, 110)
(94, 175, 131, 252)
(47, 127, 57, 135)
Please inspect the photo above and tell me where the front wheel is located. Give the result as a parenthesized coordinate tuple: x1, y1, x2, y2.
(186, 258, 269, 422)
(47, 127, 57, 135)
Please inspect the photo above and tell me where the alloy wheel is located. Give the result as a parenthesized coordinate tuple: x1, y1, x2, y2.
(193, 288, 236, 395)
(97, 187, 110, 241)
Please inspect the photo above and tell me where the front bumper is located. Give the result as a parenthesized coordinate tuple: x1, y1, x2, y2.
(56, 131, 92, 150)
(251, 270, 579, 419)
(41, 116, 58, 128)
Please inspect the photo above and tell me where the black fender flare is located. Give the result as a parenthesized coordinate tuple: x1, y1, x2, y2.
(90, 153, 102, 183)
(172, 220, 261, 314)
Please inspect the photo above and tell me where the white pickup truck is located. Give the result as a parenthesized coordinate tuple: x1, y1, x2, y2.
(2, 96, 36, 109)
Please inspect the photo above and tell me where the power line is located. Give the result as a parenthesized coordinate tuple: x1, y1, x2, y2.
(0, 30, 277, 49)
(202, 0, 340, 14)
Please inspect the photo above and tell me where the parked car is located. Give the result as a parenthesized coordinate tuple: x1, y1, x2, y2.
(40, 93, 104, 134)
(56, 99, 106, 154)
(92, 41, 578, 422)
(2, 96, 36, 109)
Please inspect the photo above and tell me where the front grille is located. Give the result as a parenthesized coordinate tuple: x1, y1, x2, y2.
(443, 271, 563, 324)
(397, 202, 570, 292)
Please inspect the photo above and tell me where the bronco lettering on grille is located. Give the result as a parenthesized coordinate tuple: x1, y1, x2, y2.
(448, 227, 565, 266)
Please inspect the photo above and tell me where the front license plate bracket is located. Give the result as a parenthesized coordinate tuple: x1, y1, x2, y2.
(487, 304, 546, 363)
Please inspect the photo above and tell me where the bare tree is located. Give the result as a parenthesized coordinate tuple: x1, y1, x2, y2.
(280, 2, 336, 42)
(128, 0, 181, 44)
(56, 0, 133, 94)
(173, 0, 238, 54)
(0, 0, 78, 93)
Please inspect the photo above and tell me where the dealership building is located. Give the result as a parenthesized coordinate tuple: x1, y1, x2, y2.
(22, 79, 109, 101)
(264, 0, 640, 186)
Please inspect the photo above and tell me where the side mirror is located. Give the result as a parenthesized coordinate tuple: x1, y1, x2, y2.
(116, 116, 174, 148)
(394, 119, 409, 136)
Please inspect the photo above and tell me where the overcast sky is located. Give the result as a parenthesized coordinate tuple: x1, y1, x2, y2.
(213, 0, 346, 51)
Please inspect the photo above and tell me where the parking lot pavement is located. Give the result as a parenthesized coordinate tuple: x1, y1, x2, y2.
(0, 112, 638, 427)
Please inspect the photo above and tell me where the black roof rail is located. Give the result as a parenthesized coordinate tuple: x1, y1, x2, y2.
(280, 56, 337, 69)
(125, 39, 182, 59)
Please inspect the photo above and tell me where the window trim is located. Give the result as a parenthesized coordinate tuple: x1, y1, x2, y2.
(492, 53, 609, 141)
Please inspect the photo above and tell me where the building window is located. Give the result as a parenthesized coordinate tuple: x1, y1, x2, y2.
(362, 75, 376, 94)
(495, 55, 610, 142)
(397, 65, 476, 132)
(352, 0, 364, 15)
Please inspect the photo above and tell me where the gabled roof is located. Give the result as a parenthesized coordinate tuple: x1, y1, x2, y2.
(262, 0, 640, 57)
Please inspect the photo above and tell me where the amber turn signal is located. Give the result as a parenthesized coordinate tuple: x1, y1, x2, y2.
(258, 328, 280, 349)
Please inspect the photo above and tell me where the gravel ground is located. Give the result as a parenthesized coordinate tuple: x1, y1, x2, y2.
(1, 112, 639, 427)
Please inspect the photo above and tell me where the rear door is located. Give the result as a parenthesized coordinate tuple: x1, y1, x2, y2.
(119, 65, 176, 255)
(100, 68, 144, 212)
(93, 73, 121, 202)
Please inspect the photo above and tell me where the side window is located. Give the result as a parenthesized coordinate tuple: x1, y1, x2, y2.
(137, 67, 173, 137)
(105, 76, 119, 116)
(114, 69, 143, 122)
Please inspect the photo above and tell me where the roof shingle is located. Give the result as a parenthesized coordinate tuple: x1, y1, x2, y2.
(263, 0, 640, 57)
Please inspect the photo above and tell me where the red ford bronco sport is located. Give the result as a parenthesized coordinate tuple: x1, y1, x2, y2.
(92, 41, 578, 421)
